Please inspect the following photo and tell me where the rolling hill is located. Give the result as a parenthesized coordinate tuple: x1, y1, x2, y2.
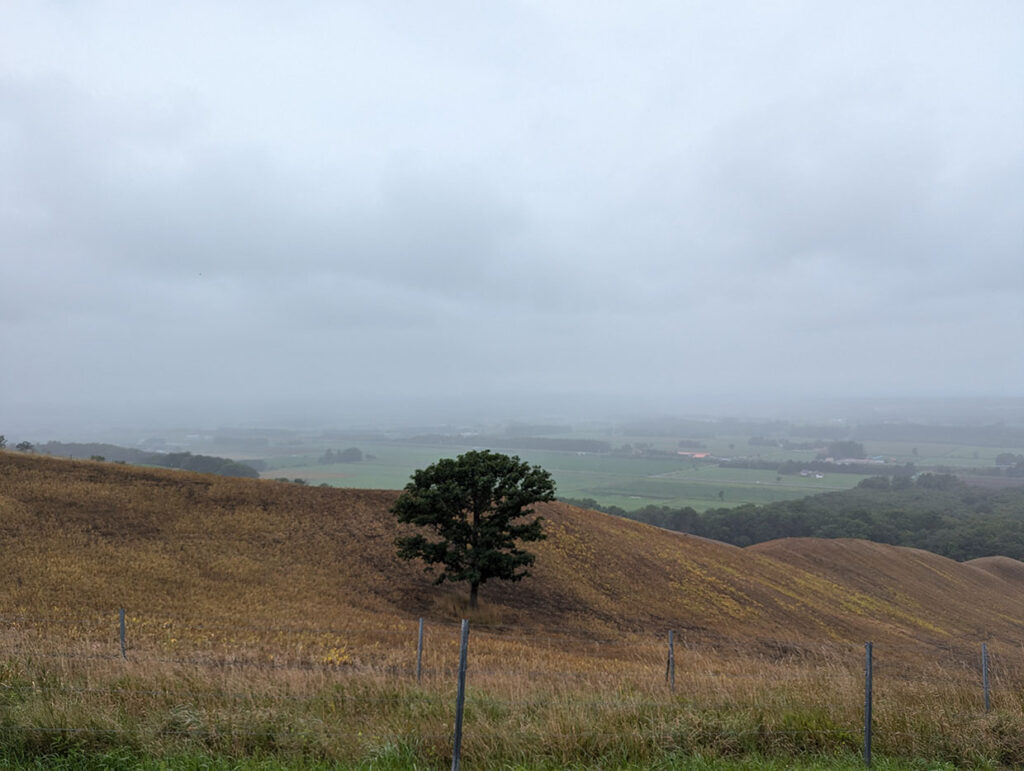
(2, 450, 1023, 655)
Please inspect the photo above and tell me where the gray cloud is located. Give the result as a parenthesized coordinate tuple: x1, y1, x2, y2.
(2, 1, 1022, 433)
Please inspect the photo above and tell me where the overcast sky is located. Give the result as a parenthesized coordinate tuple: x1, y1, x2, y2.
(2, 1, 1022, 433)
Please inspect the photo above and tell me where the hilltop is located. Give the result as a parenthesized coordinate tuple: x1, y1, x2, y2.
(2, 450, 1023, 654)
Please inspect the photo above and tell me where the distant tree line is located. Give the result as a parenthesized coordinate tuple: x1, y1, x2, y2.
(917, 461, 1024, 479)
(1, 436, 35, 452)
(748, 436, 822, 451)
(318, 447, 364, 464)
(617, 417, 785, 437)
(319, 429, 389, 441)
(954, 466, 1023, 479)
(823, 440, 867, 459)
(503, 423, 572, 437)
(212, 434, 270, 448)
(563, 474, 1024, 561)
(746, 438, 868, 459)
(859, 423, 1024, 447)
(576, 499, 706, 533)
(610, 443, 685, 458)
(155, 452, 260, 478)
(36, 442, 260, 478)
(676, 439, 707, 450)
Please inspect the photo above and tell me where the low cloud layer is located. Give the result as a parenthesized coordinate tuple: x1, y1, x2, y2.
(2, 1, 1022, 432)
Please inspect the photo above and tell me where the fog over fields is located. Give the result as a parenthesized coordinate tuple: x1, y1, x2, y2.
(2, 2, 1022, 436)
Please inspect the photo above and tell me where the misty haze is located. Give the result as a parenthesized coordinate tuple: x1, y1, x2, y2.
(2, 2, 1021, 439)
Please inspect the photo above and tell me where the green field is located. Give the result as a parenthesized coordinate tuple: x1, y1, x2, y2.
(258, 440, 871, 511)
(236, 429, 1024, 513)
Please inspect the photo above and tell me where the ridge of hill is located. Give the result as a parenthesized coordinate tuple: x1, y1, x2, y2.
(2, 451, 1022, 655)
(748, 538, 1024, 642)
(965, 554, 1024, 586)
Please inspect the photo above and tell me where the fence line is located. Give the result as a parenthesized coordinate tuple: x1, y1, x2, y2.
(0, 650, 989, 683)
(2, 609, 1000, 657)
(9, 609, 997, 676)
(0, 648, 873, 685)
(3, 610, 825, 649)
(1, 642, 1001, 685)
(0, 683, 451, 704)
(3, 610, 1012, 768)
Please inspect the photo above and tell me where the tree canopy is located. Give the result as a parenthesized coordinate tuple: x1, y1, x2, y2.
(392, 450, 555, 608)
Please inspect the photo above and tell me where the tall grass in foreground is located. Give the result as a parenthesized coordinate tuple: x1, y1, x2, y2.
(3, 617, 1024, 768)
(0, 747, 987, 770)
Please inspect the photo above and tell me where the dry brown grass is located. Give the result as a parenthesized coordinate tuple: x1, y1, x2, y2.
(4, 619, 1024, 766)
(5, 451, 1024, 765)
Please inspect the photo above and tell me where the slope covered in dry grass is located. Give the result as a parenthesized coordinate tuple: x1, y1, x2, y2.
(2, 450, 1020, 654)
(9, 451, 1024, 767)
(965, 554, 1024, 586)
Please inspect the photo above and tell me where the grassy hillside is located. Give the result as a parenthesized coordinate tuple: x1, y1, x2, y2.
(2, 450, 1022, 651)
(7, 451, 1024, 767)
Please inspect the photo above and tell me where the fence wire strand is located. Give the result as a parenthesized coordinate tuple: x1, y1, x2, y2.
(3, 609, 1018, 762)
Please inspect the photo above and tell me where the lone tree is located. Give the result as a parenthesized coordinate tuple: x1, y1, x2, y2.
(392, 450, 555, 609)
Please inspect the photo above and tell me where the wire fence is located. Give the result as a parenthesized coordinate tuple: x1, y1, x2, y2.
(2, 609, 1021, 768)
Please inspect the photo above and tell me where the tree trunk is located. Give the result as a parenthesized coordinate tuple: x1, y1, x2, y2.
(469, 582, 479, 609)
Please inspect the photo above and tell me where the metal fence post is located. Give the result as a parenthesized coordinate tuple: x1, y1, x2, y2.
(982, 642, 991, 713)
(416, 617, 424, 684)
(864, 642, 873, 767)
(666, 630, 675, 691)
(451, 619, 470, 771)
(119, 608, 127, 660)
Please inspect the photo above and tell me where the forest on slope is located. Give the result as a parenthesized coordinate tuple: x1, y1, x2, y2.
(565, 474, 1024, 561)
